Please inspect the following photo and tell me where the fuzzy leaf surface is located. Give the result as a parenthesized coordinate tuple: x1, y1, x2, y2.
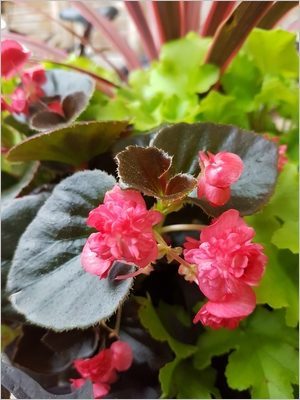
(116, 145, 196, 201)
(7, 170, 133, 330)
(7, 121, 128, 166)
(151, 122, 278, 216)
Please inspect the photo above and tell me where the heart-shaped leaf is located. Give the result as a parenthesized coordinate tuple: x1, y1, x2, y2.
(29, 69, 95, 131)
(2, 193, 49, 323)
(151, 122, 278, 216)
(7, 121, 129, 166)
(116, 146, 197, 201)
(30, 92, 90, 131)
(7, 170, 133, 330)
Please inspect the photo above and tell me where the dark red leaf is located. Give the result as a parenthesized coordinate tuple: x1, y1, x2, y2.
(202, 1, 236, 37)
(257, 1, 298, 29)
(124, 1, 159, 61)
(150, 1, 181, 45)
(205, 1, 274, 73)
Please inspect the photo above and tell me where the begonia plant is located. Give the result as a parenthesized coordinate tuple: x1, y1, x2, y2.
(1, 1, 298, 399)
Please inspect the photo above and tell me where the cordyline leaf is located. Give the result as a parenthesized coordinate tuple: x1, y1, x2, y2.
(116, 145, 197, 201)
(205, 1, 273, 73)
(151, 122, 278, 216)
(2, 32, 67, 61)
(124, 1, 158, 61)
(71, 1, 141, 70)
(2, 193, 49, 323)
(28, 69, 95, 131)
(257, 1, 298, 29)
(1, 356, 93, 399)
(201, 1, 236, 37)
(7, 121, 128, 166)
(7, 170, 133, 330)
(149, 1, 181, 45)
(181, 1, 201, 35)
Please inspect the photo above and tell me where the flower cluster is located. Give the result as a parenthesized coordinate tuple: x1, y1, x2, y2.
(1, 39, 60, 115)
(71, 341, 133, 398)
(197, 151, 244, 206)
(184, 209, 267, 329)
(81, 185, 163, 279)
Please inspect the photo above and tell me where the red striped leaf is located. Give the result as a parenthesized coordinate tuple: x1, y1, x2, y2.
(71, 1, 141, 70)
(150, 1, 181, 45)
(202, 1, 236, 37)
(257, 1, 298, 29)
(206, 1, 274, 74)
(181, 1, 202, 35)
(124, 1, 158, 61)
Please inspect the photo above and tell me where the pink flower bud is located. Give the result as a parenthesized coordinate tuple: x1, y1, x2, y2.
(197, 151, 243, 207)
(1, 40, 30, 79)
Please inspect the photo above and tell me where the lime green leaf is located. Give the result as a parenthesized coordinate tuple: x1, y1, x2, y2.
(245, 28, 299, 78)
(175, 362, 218, 399)
(254, 245, 298, 327)
(264, 162, 299, 222)
(160, 358, 219, 399)
(197, 91, 249, 128)
(7, 121, 128, 166)
(221, 52, 262, 111)
(225, 308, 298, 399)
(137, 297, 197, 359)
(193, 328, 239, 370)
(159, 32, 211, 71)
(272, 221, 299, 253)
(159, 358, 181, 398)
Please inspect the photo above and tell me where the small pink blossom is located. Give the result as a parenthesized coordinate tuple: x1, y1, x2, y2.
(21, 66, 46, 102)
(193, 283, 256, 329)
(1, 40, 30, 78)
(197, 151, 243, 206)
(71, 340, 133, 399)
(263, 134, 288, 172)
(184, 209, 267, 302)
(10, 87, 29, 115)
(81, 185, 162, 279)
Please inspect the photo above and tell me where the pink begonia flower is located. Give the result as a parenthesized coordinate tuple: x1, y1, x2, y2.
(263, 134, 288, 172)
(184, 209, 267, 302)
(197, 151, 244, 207)
(71, 340, 133, 399)
(193, 283, 256, 329)
(1, 40, 30, 78)
(10, 87, 29, 115)
(21, 65, 46, 102)
(81, 185, 163, 279)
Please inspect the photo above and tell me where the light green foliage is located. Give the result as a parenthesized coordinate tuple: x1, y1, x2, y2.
(160, 359, 219, 399)
(245, 29, 298, 78)
(194, 308, 298, 399)
(272, 221, 299, 253)
(225, 309, 299, 399)
(85, 29, 298, 136)
(246, 162, 299, 326)
(137, 297, 196, 358)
